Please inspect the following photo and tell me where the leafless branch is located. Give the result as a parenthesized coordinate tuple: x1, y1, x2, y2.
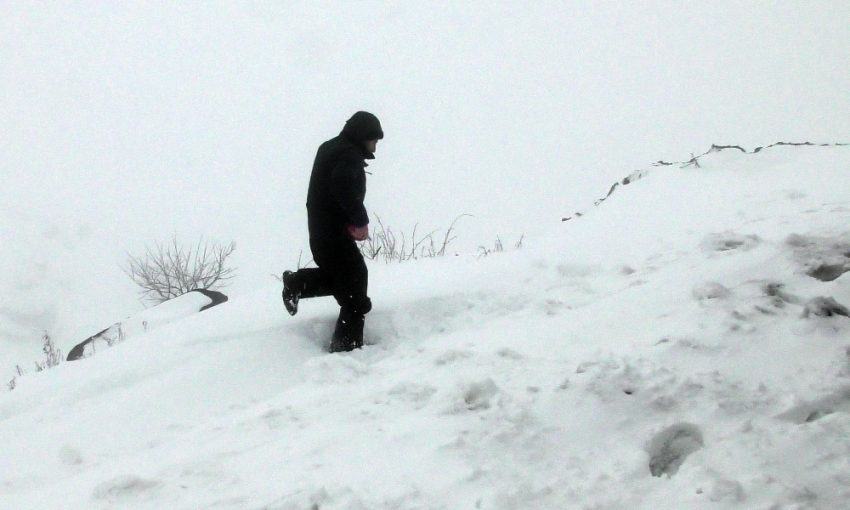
(122, 234, 237, 303)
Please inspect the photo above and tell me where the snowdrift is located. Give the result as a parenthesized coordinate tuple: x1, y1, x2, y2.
(66, 289, 228, 361)
(2, 144, 850, 509)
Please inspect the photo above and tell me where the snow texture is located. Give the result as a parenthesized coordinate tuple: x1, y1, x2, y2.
(2, 145, 850, 509)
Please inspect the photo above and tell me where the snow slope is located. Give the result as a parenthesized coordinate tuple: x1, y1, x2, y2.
(4, 2, 850, 368)
(2, 144, 850, 509)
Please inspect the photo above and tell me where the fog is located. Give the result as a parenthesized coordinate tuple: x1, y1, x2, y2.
(2, 2, 848, 352)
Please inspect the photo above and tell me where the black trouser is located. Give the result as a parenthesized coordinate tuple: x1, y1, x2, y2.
(293, 237, 371, 344)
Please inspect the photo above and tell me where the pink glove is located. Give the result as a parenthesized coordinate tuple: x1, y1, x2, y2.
(348, 225, 369, 241)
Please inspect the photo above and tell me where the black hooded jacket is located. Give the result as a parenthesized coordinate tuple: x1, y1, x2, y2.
(306, 112, 384, 241)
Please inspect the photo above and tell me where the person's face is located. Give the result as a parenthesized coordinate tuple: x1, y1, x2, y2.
(364, 139, 378, 153)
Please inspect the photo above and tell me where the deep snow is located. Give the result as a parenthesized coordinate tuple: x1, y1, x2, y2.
(2, 144, 850, 509)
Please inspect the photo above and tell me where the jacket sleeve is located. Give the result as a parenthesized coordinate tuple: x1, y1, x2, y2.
(330, 158, 369, 228)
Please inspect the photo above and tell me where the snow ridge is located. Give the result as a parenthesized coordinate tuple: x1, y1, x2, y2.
(564, 141, 850, 222)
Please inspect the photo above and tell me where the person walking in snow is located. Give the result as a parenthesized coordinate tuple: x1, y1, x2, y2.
(282, 111, 383, 353)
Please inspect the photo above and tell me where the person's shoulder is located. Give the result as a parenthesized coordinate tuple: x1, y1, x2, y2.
(336, 138, 367, 162)
(318, 135, 367, 166)
(317, 136, 343, 153)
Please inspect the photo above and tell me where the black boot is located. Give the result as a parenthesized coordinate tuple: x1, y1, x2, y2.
(328, 313, 365, 353)
(282, 271, 300, 316)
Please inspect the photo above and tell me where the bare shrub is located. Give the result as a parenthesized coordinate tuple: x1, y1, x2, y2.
(478, 235, 524, 258)
(7, 365, 24, 391)
(360, 214, 470, 263)
(8, 333, 62, 391)
(34, 332, 62, 371)
(122, 234, 236, 303)
(478, 236, 504, 258)
(106, 324, 126, 347)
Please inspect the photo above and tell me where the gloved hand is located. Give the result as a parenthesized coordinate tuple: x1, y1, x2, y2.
(348, 225, 369, 241)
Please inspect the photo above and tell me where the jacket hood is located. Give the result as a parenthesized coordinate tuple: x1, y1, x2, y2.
(340, 111, 384, 143)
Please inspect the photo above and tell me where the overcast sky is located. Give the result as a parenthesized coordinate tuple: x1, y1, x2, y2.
(2, 1, 848, 344)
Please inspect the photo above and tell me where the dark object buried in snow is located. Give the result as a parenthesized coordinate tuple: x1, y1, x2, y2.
(66, 289, 227, 361)
(807, 263, 849, 282)
(801, 296, 850, 319)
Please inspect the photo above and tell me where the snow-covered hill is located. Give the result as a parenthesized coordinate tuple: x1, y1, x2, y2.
(2, 144, 850, 509)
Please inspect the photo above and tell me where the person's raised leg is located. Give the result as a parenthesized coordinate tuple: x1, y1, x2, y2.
(282, 266, 334, 316)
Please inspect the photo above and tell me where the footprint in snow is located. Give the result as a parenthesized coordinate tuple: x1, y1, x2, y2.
(692, 281, 732, 301)
(777, 388, 850, 424)
(59, 445, 83, 466)
(801, 297, 850, 318)
(92, 475, 162, 502)
(647, 422, 704, 478)
(784, 233, 850, 282)
(700, 231, 761, 253)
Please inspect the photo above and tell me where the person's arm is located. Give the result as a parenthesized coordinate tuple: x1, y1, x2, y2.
(330, 158, 369, 231)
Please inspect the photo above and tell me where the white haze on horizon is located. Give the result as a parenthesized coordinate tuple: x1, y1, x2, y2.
(1, 1, 848, 355)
